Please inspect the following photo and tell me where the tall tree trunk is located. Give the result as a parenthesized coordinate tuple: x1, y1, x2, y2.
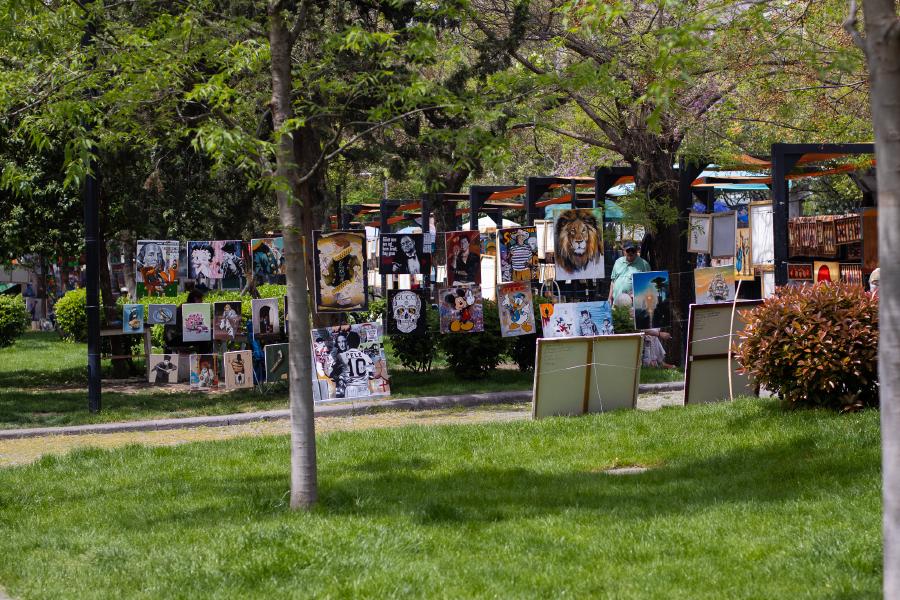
(269, 3, 318, 510)
(856, 1, 900, 594)
(628, 140, 689, 365)
(431, 167, 470, 267)
(119, 230, 136, 300)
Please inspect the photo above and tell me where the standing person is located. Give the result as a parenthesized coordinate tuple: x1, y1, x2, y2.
(608, 241, 651, 306)
(869, 268, 880, 298)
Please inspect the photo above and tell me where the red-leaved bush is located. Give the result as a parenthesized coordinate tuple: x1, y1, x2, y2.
(736, 282, 878, 410)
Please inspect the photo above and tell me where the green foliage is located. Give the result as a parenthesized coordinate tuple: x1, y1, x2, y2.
(54, 288, 88, 342)
(390, 307, 440, 373)
(0, 294, 28, 348)
(349, 296, 387, 325)
(439, 299, 507, 379)
(736, 283, 878, 410)
(612, 305, 636, 334)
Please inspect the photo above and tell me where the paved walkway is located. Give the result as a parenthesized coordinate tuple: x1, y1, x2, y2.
(0, 389, 684, 468)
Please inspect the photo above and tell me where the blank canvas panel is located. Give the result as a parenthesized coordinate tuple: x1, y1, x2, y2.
(587, 334, 643, 413)
(750, 202, 774, 269)
(688, 301, 760, 358)
(711, 212, 737, 258)
(685, 358, 755, 404)
(533, 339, 590, 419)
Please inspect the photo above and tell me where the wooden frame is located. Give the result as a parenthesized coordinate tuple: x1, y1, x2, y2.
(687, 213, 712, 254)
(684, 300, 762, 405)
(749, 202, 774, 270)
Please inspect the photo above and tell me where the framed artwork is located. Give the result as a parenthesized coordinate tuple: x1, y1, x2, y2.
(497, 227, 539, 283)
(687, 213, 712, 254)
(136, 240, 179, 297)
(840, 263, 863, 287)
(147, 303, 177, 326)
(694, 265, 735, 305)
(386, 289, 428, 336)
(122, 304, 144, 334)
(187, 241, 217, 287)
(749, 202, 774, 269)
(539, 303, 579, 338)
(439, 285, 484, 333)
(213, 301, 242, 341)
(182, 303, 212, 342)
(575, 301, 614, 336)
(813, 261, 840, 283)
(148, 353, 179, 384)
(264, 343, 290, 382)
(552, 208, 605, 280)
(212, 240, 246, 290)
(711, 211, 737, 258)
(310, 323, 390, 401)
(251, 298, 280, 336)
(734, 227, 754, 281)
(379, 233, 428, 275)
(313, 231, 368, 313)
(250, 237, 285, 281)
(632, 271, 671, 329)
(787, 263, 813, 280)
(223, 350, 253, 389)
(533, 219, 554, 259)
(444, 230, 481, 285)
(497, 281, 536, 337)
(189, 354, 219, 390)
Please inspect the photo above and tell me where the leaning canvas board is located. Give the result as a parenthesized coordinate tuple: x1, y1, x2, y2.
(684, 300, 762, 405)
(533, 338, 591, 419)
(586, 334, 643, 413)
(533, 334, 643, 419)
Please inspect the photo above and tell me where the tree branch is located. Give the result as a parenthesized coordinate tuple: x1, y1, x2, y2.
(512, 121, 619, 152)
(843, 0, 867, 51)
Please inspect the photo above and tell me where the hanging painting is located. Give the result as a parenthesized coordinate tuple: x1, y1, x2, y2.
(187, 241, 217, 288)
(379, 233, 428, 275)
(182, 303, 213, 342)
(386, 289, 429, 336)
(687, 214, 712, 254)
(310, 323, 391, 401)
(539, 302, 579, 338)
(122, 304, 145, 334)
(787, 263, 813, 280)
(734, 227, 754, 281)
(213, 301, 242, 341)
(694, 265, 736, 305)
(136, 239, 179, 297)
(552, 208, 605, 280)
(264, 343, 290, 382)
(189, 354, 219, 390)
(750, 202, 774, 269)
(497, 281, 535, 337)
(251, 298, 280, 336)
(813, 261, 840, 283)
(213, 240, 246, 290)
(223, 350, 253, 389)
(250, 237, 285, 282)
(711, 212, 737, 258)
(439, 285, 484, 333)
(498, 227, 539, 282)
(148, 353, 179, 384)
(147, 303, 177, 326)
(445, 230, 482, 285)
(574, 301, 614, 336)
(632, 271, 671, 329)
(313, 231, 368, 313)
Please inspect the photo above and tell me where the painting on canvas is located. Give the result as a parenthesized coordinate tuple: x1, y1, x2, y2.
(313, 231, 368, 313)
(439, 285, 484, 333)
(497, 281, 535, 337)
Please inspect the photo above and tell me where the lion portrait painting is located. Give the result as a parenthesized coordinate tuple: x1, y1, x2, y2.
(553, 208, 605, 280)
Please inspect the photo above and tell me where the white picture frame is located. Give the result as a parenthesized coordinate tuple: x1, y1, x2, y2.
(750, 202, 774, 269)
(687, 213, 712, 254)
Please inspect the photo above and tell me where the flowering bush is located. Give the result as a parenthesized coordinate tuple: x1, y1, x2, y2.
(736, 282, 878, 410)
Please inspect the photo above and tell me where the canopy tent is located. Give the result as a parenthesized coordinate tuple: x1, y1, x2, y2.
(460, 216, 521, 231)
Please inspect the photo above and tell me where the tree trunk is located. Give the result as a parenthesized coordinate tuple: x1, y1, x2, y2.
(269, 3, 318, 510)
(120, 230, 137, 300)
(628, 142, 690, 366)
(859, 1, 900, 594)
(431, 168, 470, 268)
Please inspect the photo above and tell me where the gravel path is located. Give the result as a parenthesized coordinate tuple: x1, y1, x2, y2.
(0, 392, 683, 468)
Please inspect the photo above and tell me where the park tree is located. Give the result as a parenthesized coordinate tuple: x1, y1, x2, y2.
(843, 0, 900, 595)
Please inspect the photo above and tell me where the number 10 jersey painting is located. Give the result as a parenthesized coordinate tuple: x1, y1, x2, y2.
(310, 322, 391, 402)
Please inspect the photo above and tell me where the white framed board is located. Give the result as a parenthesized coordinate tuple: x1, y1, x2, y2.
(533, 333, 644, 419)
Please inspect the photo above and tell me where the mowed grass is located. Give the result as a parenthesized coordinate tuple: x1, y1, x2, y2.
(0, 398, 881, 599)
(1, 332, 681, 429)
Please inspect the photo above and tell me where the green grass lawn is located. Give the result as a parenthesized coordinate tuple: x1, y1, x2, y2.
(0, 332, 683, 429)
(0, 398, 881, 598)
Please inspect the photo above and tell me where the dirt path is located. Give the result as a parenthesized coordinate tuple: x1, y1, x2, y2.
(0, 392, 684, 468)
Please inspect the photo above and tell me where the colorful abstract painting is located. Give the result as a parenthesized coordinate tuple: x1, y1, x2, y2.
(313, 231, 367, 313)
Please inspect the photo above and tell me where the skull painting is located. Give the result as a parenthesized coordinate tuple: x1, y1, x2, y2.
(392, 290, 422, 333)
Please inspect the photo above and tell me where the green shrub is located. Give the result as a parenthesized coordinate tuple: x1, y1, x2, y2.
(440, 299, 507, 379)
(390, 306, 440, 373)
(349, 296, 387, 325)
(736, 282, 878, 410)
(506, 295, 549, 372)
(0, 294, 28, 347)
(612, 304, 636, 334)
(55, 288, 88, 341)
